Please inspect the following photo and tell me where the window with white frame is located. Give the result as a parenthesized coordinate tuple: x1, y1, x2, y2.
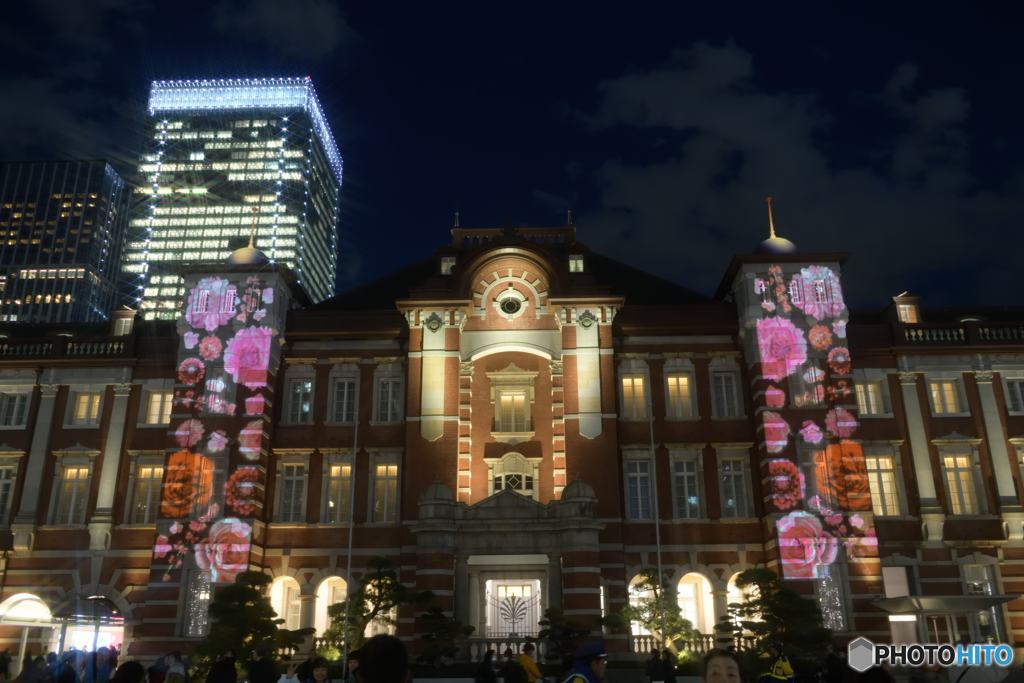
(963, 564, 1005, 643)
(144, 390, 173, 425)
(569, 255, 584, 273)
(620, 374, 648, 420)
(371, 458, 399, 522)
(0, 461, 18, 526)
(51, 462, 91, 525)
(494, 389, 530, 432)
(711, 371, 742, 418)
(373, 365, 404, 423)
(897, 303, 920, 324)
(719, 451, 751, 518)
(68, 390, 102, 426)
(330, 367, 358, 424)
(490, 452, 538, 498)
(625, 455, 652, 520)
(440, 256, 457, 275)
(928, 379, 964, 415)
(789, 360, 826, 408)
(865, 448, 902, 516)
(1005, 378, 1024, 414)
(942, 451, 982, 515)
(0, 392, 28, 428)
(671, 450, 703, 519)
(129, 459, 164, 524)
(665, 372, 696, 419)
(322, 460, 352, 523)
(276, 462, 307, 523)
(856, 380, 890, 416)
(112, 317, 134, 336)
(286, 378, 314, 424)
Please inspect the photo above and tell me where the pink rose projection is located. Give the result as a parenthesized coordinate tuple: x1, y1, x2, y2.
(239, 420, 263, 460)
(177, 358, 205, 386)
(807, 324, 833, 351)
(765, 386, 786, 408)
(794, 266, 845, 320)
(224, 326, 273, 389)
(825, 407, 858, 438)
(799, 420, 824, 444)
(768, 459, 805, 510)
(225, 467, 260, 516)
(827, 347, 852, 376)
(777, 511, 840, 579)
(207, 430, 228, 453)
(186, 277, 238, 332)
(194, 518, 251, 583)
(762, 411, 789, 453)
(756, 317, 807, 381)
(174, 419, 205, 448)
(198, 335, 223, 361)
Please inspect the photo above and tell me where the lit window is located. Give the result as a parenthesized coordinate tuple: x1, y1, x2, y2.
(323, 463, 352, 523)
(569, 255, 584, 273)
(856, 380, 889, 416)
(130, 464, 164, 524)
(865, 452, 901, 516)
(276, 463, 307, 523)
(719, 454, 750, 518)
(625, 458, 652, 520)
(330, 377, 357, 423)
(928, 379, 963, 415)
(897, 304, 919, 324)
(491, 453, 536, 497)
(69, 392, 102, 426)
(0, 393, 28, 428)
(963, 565, 1004, 642)
(145, 390, 173, 425)
(672, 452, 703, 519)
(1005, 379, 1024, 413)
(0, 466, 16, 526)
(286, 379, 313, 423)
(620, 375, 648, 420)
(494, 390, 530, 432)
(711, 372, 742, 418)
(51, 465, 90, 525)
(372, 463, 399, 522)
(942, 453, 981, 515)
(440, 256, 456, 275)
(665, 373, 695, 419)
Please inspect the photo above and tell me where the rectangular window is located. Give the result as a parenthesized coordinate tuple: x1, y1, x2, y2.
(929, 379, 963, 415)
(184, 570, 211, 637)
(963, 565, 1004, 643)
(625, 459, 652, 519)
(323, 464, 352, 523)
(856, 380, 889, 416)
(112, 318, 134, 336)
(1006, 379, 1024, 413)
(287, 379, 313, 423)
(495, 390, 530, 432)
(672, 455, 703, 519)
(666, 373, 695, 419)
(897, 304, 919, 324)
(0, 466, 16, 525)
(569, 255, 584, 273)
(712, 372, 741, 417)
(277, 464, 306, 523)
(70, 391, 102, 426)
(331, 378, 357, 423)
(376, 378, 403, 423)
(0, 393, 28, 427)
(130, 464, 164, 524)
(372, 463, 399, 522)
(943, 454, 980, 515)
(145, 390, 173, 424)
(440, 256, 456, 275)
(865, 453, 901, 516)
(52, 465, 90, 525)
(620, 375, 647, 420)
(719, 456, 750, 518)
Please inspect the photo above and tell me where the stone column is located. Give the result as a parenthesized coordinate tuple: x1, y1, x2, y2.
(89, 383, 134, 549)
(12, 384, 60, 550)
(547, 554, 563, 610)
(454, 556, 469, 627)
(974, 372, 1019, 508)
(899, 373, 944, 540)
(299, 594, 316, 630)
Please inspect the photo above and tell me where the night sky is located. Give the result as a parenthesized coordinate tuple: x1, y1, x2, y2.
(2, 2, 1023, 311)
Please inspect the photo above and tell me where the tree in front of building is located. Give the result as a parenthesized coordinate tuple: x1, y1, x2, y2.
(416, 606, 475, 669)
(538, 607, 594, 664)
(194, 571, 308, 679)
(319, 557, 433, 657)
(612, 569, 698, 653)
(728, 568, 832, 674)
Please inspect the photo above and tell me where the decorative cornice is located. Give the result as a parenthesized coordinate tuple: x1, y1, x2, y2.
(974, 370, 995, 384)
(112, 382, 134, 398)
(898, 372, 919, 386)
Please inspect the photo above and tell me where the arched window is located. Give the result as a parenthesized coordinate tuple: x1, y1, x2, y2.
(490, 453, 538, 498)
(0, 593, 51, 623)
(314, 577, 347, 636)
(270, 576, 302, 631)
(726, 572, 759, 629)
(627, 574, 655, 636)
(677, 572, 715, 634)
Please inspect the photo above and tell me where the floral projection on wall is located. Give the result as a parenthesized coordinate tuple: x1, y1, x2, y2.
(154, 275, 282, 583)
(753, 264, 878, 583)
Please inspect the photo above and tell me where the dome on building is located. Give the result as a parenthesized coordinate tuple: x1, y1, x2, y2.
(420, 480, 454, 502)
(561, 476, 596, 501)
(226, 245, 269, 266)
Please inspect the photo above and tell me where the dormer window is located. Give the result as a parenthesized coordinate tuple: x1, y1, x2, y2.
(440, 256, 456, 275)
(487, 363, 538, 443)
(569, 255, 584, 273)
(897, 303, 919, 324)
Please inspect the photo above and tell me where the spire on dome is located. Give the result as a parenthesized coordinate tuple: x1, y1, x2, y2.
(755, 195, 797, 254)
(226, 206, 269, 266)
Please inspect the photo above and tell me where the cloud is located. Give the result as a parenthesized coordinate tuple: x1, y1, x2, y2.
(572, 41, 1023, 308)
(213, 0, 355, 60)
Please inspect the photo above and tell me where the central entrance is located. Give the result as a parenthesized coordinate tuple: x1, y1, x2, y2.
(466, 554, 551, 638)
(486, 579, 542, 636)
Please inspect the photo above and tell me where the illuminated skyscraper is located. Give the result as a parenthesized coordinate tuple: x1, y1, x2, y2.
(123, 77, 342, 319)
(0, 160, 129, 324)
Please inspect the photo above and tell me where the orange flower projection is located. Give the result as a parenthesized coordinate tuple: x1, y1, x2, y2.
(160, 450, 214, 518)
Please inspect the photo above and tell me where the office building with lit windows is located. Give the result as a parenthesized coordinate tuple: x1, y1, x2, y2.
(122, 77, 342, 319)
(0, 160, 129, 323)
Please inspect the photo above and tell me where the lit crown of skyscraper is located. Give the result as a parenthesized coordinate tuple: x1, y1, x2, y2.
(148, 77, 343, 185)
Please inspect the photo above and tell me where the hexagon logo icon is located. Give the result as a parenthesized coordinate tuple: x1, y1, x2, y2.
(847, 637, 875, 673)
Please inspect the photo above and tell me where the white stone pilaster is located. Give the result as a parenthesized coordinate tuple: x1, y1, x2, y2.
(420, 313, 446, 441)
(575, 310, 602, 439)
(974, 372, 1019, 508)
(899, 372, 940, 510)
(89, 383, 134, 549)
(12, 384, 60, 550)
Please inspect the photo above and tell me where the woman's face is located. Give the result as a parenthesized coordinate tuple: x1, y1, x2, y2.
(313, 666, 329, 682)
(704, 657, 740, 683)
